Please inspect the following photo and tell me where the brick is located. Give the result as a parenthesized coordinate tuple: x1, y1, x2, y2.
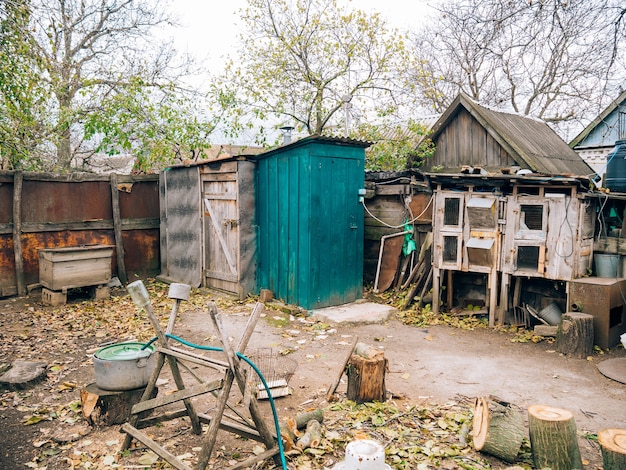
(42, 288, 67, 306)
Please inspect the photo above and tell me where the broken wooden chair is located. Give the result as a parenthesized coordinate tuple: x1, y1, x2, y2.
(121, 280, 284, 470)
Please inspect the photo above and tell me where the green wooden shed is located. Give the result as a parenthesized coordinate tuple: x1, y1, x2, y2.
(253, 135, 369, 309)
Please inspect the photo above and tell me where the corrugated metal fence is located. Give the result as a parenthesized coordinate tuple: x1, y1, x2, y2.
(0, 171, 160, 297)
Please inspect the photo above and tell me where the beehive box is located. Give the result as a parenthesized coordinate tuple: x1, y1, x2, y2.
(39, 245, 114, 291)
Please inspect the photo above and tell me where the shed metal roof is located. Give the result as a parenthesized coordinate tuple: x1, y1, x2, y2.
(251, 134, 371, 160)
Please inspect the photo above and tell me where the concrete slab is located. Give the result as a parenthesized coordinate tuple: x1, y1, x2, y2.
(310, 301, 396, 324)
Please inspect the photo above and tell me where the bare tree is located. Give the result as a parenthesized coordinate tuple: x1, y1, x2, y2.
(5, 0, 208, 172)
(219, 0, 418, 141)
(412, 0, 626, 137)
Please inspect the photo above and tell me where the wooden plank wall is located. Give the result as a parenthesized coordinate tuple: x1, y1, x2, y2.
(429, 108, 517, 170)
(363, 182, 433, 283)
(0, 171, 160, 297)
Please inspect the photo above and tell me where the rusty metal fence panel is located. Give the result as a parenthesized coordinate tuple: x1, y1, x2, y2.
(0, 171, 160, 297)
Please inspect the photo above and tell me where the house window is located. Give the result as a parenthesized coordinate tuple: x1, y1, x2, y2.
(520, 204, 543, 231)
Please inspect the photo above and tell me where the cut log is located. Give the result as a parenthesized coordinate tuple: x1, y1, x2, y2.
(346, 344, 387, 403)
(598, 428, 626, 470)
(353, 342, 383, 359)
(528, 404, 583, 470)
(472, 396, 525, 463)
(81, 383, 157, 426)
(556, 312, 594, 358)
(280, 424, 297, 451)
(296, 419, 322, 449)
(295, 409, 324, 429)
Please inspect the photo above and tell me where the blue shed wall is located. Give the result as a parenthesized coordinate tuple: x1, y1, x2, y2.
(579, 101, 626, 147)
(256, 140, 365, 309)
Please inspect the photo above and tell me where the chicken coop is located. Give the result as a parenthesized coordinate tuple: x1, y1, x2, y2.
(429, 174, 595, 325)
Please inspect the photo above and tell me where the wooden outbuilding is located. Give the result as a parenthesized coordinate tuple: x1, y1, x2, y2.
(570, 89, 626, 183)
(414, 92, 594, 177)
(428, 173, 595, 325)
(252, 135, 369, 309)
(158, 156, 259, 298)
(422, 92, 598, 326)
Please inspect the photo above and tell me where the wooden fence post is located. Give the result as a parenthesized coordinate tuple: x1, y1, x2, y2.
(110, 173, 127, 284)
(12, 171, 26, 295)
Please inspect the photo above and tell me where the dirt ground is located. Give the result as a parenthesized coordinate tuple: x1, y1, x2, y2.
(1, 284, 626, 469)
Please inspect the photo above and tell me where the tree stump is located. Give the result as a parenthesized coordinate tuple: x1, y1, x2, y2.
(598, 428, 626, 470)
(528, 404, 583, 470)
(472, 396, 525, 463)
(80, 383, 157, 426)
(556, 312, 594, 358)
(346, 343, 387, 403)
(0, 361, 47, 390)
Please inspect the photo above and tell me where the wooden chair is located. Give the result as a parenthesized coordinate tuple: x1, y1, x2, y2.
(121, 280, 279, 470)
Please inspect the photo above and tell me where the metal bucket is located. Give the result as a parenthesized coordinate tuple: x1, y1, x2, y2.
(537, 303, 562, 326)
(595, 254, 620, 278)
(93, 342, 155, 391)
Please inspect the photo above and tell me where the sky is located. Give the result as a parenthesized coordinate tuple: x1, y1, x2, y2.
(168, 0, 436, 68)
(164, 0, 437, 144)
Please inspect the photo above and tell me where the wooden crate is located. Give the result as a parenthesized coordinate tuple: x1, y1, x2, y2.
(39, 245, 114, 291)
(568, 277, 626, 349)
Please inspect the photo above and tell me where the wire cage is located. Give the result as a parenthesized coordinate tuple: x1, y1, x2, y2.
(246, 348, 298, 399)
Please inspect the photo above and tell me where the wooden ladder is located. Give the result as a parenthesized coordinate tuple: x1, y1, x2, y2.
(121, 281, 279, 470)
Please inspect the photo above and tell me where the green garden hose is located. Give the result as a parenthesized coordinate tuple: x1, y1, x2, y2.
(141, 335, 288, 469)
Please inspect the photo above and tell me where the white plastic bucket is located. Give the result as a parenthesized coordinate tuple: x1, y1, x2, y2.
(332, 439, 391, 470)
(621, 333, 626, 349)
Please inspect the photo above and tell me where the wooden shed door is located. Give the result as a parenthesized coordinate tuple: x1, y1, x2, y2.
(202, 171, 239, 294)
(160, 168, 202, 287)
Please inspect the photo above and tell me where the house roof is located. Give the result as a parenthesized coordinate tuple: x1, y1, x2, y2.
(430, 92, 594, 177)
(569, 89, 626, 149)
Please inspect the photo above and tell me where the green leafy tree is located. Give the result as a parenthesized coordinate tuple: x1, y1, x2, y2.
(352, 120, 435, 171)
(0, 0, 47, 170)
(83, 79, 234, 173)
(220, 0, 419, 142)
(1, 0, 219, 172)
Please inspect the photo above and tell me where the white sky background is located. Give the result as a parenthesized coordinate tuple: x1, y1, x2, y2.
(169, 0, 437, 71)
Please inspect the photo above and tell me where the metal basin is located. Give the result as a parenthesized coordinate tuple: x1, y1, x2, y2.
(93, 342, 155, 391)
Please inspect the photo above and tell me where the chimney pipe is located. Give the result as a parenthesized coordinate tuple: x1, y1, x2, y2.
(279, 126, 294, 145)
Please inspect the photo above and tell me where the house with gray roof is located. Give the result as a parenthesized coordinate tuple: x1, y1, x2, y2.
(569, 89, 626, 183)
